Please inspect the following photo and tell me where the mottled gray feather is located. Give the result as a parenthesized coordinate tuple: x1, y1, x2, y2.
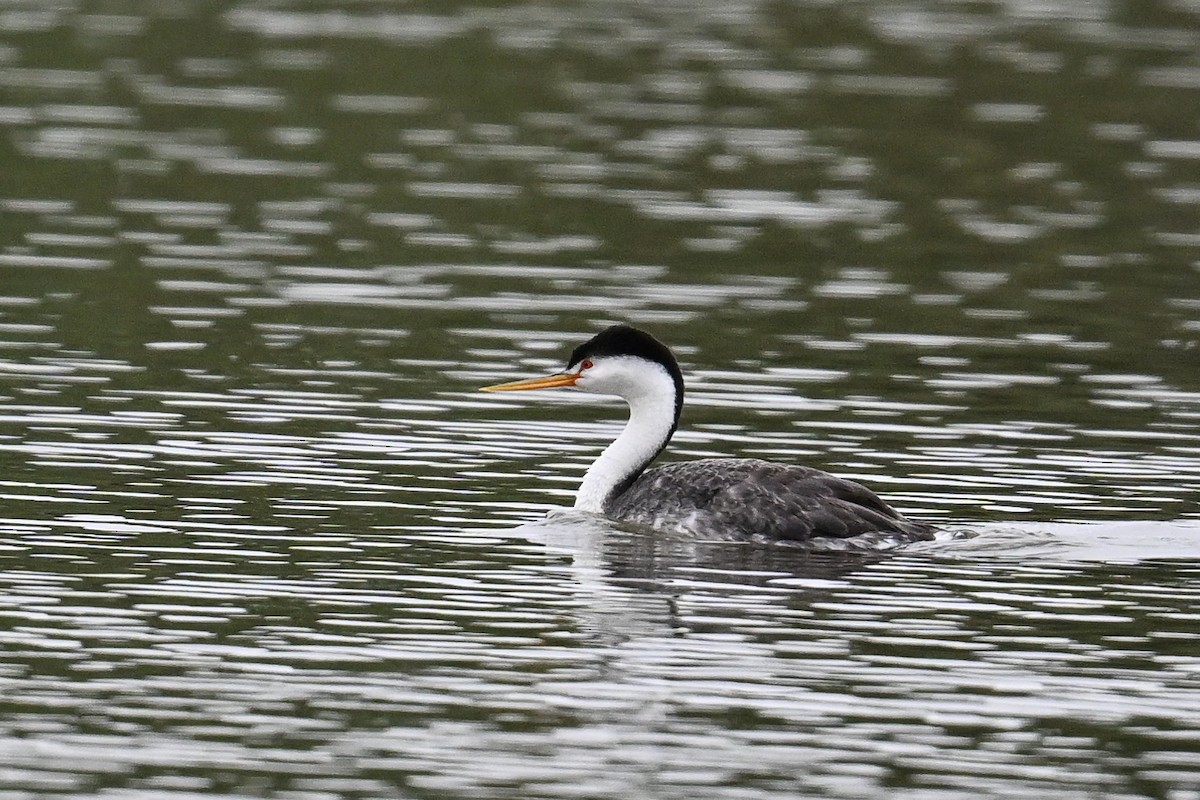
(606, 458, 934, 542)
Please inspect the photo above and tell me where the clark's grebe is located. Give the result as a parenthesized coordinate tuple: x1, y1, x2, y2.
(482, 325, 934, 542)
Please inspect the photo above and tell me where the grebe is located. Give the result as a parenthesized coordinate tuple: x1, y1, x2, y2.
(482, 325, 934, 542)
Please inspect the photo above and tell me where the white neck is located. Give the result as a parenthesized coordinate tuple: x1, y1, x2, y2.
(574, 360, 679, 512)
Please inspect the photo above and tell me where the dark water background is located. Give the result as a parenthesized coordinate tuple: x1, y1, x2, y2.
(1, 1, 1198, 798)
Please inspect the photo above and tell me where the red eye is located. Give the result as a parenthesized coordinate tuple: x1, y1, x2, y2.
(580, 359, 594, 370)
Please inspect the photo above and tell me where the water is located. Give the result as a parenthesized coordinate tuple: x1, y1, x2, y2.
(1, 1, 1199, 798)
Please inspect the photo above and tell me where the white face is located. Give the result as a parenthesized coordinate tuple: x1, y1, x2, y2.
(568, 354, 674, 401)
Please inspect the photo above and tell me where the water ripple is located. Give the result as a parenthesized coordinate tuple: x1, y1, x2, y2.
(1, 1, 1199, 797)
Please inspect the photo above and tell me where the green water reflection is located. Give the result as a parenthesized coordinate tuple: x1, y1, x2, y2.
(0, 2, 1198, 799)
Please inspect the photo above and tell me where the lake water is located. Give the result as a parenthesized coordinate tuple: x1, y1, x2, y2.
(1, 1, 1199, 798)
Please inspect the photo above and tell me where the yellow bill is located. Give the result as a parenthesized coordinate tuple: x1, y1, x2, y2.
(481, 372, 579, 392)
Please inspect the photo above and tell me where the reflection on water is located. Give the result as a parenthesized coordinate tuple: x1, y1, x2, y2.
(1, 513, 1198, 798)
(1, 1, 1199, 798)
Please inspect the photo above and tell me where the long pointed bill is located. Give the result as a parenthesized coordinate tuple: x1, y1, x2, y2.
(481, 372, 579, 392)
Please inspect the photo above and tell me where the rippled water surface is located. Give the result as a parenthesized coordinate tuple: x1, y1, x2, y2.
(2, 1, 1199, 798)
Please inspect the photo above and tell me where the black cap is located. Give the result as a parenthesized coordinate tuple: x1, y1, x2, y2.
(567, 324, 684, 424)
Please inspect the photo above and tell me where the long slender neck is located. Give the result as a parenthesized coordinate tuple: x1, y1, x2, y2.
(574, 373, 679, 513)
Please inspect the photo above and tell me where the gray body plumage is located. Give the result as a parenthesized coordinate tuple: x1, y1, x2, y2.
(606, 457, 935, 542)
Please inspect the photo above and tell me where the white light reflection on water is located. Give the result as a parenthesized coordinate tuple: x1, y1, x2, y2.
(2, 0, 1200, 797)
(1, 510, 1198, 798)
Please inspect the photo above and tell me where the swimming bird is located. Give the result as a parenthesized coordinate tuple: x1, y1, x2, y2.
(482, 325, 934, 542)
